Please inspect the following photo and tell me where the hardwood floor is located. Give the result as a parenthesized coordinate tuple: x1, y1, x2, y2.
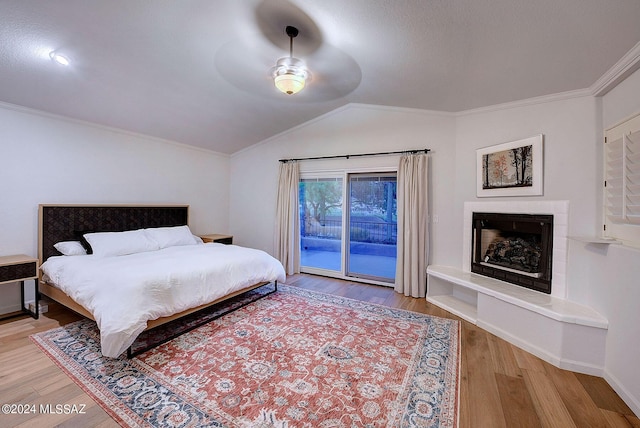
(0, 273, 637, 427)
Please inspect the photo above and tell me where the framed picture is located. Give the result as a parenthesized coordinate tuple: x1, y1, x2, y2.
(476, 134, 543, 197)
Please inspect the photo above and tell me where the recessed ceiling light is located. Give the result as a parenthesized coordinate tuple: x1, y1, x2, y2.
(49, 51, 70, 66)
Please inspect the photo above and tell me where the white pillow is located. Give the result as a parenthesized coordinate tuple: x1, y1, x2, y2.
(54, 241, 87, 256)
(84, 229, 160, 257)
(144, 225, 198, 249)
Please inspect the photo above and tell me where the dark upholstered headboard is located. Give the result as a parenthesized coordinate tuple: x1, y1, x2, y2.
(38, 205, 189, 264)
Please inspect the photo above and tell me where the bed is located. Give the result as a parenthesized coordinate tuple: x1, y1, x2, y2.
(37, 204, 286, 358)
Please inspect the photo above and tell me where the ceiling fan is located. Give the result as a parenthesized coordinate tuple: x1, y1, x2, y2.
(214, 1, 361, 102)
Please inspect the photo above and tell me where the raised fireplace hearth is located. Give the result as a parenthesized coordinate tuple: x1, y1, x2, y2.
(471, 212, 553, 294)
(426, 201, 608, 376)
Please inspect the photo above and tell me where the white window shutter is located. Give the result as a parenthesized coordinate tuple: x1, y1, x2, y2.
(605, 135, 623, 222)
(604, 113, 640, 247)
(625, 131, 640, 223)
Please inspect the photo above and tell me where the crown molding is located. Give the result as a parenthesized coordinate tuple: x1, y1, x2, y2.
(591, 41, 640, 97)
(346, 102, 456, 117)
(231, 102, 455, 158)
(230, 103, 351, 157)
(456, 88, 593, 117)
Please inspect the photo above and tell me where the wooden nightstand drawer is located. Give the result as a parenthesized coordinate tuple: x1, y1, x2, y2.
(0, 254, 39, 320)
(214, 237, 233, 245)
(199, 234, 233, 245)
(0, 255, 38, 285)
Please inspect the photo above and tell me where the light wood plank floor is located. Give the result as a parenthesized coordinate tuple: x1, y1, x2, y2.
(0, 273, 637, 427)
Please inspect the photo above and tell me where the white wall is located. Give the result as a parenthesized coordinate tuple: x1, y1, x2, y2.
(568, 241, 640, 415)
(568, 67, 640, 415)
(228, 95, 603, 302)
(603, 66, 640, 128)
(454, 95, 601, 303)
(0, 103, 230, 314)
(229, 104, 457, 265)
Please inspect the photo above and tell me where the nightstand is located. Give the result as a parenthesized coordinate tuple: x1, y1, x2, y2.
(199, 234, 233, 245)
(0, 254, 39, 320)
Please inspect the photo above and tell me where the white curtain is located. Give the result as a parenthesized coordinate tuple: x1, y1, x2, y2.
(274, 161, 300, 275)
(395, 153, 429, 297)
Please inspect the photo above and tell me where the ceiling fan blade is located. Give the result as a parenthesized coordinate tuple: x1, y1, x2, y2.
(215, 38, 278, 97)
(304, 44, 362, 100)
(254, 0, 322, 56)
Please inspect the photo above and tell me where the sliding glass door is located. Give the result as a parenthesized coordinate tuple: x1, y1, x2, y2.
(299, 172, 397, 284)
(347, 173, 397, 282)
(299, 177, 343, 273)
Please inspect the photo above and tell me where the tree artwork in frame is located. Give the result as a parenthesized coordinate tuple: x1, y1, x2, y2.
(476, 134, 543, 197)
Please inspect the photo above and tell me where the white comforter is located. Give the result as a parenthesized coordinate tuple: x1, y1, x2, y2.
(40, 243, 286, 358)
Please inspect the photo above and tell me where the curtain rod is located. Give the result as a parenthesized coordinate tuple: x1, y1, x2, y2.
(279, 148, 430, 163)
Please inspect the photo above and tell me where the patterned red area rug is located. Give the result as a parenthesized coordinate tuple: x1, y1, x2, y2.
(31, 284, 460, 427)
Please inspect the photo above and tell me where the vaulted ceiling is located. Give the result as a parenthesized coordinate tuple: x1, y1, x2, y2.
(2, 0, 640, 154)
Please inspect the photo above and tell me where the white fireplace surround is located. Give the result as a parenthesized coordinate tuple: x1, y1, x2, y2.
(426, 200, 609, 375)
(462, 200, 569, 299)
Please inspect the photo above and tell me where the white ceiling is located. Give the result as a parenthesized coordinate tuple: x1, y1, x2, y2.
(2, 0, 640, 154)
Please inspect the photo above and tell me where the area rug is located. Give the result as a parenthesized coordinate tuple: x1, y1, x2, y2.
(31, 284, 460, 427)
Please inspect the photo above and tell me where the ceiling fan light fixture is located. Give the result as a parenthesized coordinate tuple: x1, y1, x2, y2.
(272, 56, 309, 95)
(274, 73, 306, 95)
(271, 26, 310, 95)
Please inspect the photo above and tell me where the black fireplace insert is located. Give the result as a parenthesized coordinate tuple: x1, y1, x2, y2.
(471, 212, 553, 294)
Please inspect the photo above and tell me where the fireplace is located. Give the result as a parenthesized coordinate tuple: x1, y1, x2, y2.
(471, 212, 553, 294)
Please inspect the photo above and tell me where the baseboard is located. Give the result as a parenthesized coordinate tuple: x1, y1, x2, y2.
(0, 303, 21, 315)
(0, 300, 48, 316)
(477, 320, 604, 376)
(556, 358, 605, 377)
(604, 371, 640, 417)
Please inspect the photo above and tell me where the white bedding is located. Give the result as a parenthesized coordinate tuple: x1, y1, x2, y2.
(40, 243, 286, 358)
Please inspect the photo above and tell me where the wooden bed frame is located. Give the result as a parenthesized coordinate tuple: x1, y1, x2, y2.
(37, 204, 275, 355)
